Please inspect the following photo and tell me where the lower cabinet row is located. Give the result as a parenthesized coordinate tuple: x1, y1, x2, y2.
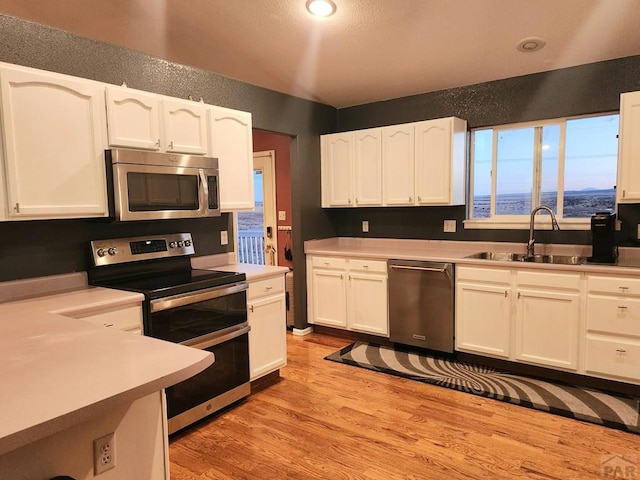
(456, 265, 640, 384)
(307, 256, 640, 385)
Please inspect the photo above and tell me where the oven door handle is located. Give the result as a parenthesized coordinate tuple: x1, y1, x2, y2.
(183, 323, 250, 350)
(150, 281, 248, 313)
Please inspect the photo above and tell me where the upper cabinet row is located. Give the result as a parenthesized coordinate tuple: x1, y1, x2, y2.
(321, 117, 467, 207)
(0, 63, 254, 221)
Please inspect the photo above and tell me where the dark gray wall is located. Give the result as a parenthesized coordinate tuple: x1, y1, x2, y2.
(0, 14, 337, 328)
(334, 56, 640, 248)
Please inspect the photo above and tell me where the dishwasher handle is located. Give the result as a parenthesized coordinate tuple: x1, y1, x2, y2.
(389, 264, 447, 273)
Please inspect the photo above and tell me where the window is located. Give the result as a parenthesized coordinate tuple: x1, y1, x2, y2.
(468, 113, 619, 229)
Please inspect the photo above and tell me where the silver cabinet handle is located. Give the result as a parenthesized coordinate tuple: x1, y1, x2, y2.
(619, 286, 629, 291)
(169, 141, 174, 150)
(618, 305, 628, 310)
(250, 305, 254, 313)
(409, 196, 413, 202)
(389, 265, 446, 273)
(504, 291, 508, 298)
(265, 286, 273, 290)
(156, 139, 161, 147)
(616, 349, 627, 354)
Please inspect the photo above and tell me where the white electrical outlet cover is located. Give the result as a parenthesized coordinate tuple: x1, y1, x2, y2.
(278, 210, 287, 221)
(220, 230, 229, 245)
(362, 220, 369, 233)
(94, 432, 116, 475)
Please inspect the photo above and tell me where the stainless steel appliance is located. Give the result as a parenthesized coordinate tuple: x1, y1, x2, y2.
(106, 148, 220, 221)
(589, 211, 618, 263)
(88, 233, 249, 434)
(388, 259, 454, 353)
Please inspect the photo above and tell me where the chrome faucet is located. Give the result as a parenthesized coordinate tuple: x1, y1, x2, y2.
(527, 205, 560, 257)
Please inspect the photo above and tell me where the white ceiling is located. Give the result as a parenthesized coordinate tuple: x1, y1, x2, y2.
(1, 0, 640, 108)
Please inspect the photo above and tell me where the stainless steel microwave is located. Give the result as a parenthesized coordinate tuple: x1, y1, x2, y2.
(106, 149, 220, 221)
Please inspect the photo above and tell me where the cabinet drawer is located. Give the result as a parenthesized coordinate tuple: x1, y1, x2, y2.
(456, 266, 510, 284)
(586, 294, 640, 337)
(348, 258, 387, 273)
(585, 336, 640, 381)
(516, 270, 581, 290)
(588, 275, 640, 296)
(247, 275, 285, 300)
(67, 305, 142, 332)
(312, 256, 347, 269)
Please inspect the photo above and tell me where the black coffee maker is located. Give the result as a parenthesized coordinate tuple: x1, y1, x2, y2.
(589, 211, 618, 263)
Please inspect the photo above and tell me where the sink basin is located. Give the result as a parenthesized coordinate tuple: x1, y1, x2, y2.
(465, 251, 586, 265)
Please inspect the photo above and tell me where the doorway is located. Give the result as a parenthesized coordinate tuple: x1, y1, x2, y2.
(236, 151, 277, 265)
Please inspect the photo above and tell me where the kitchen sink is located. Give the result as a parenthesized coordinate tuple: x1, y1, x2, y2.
(465, 251, 586, 265)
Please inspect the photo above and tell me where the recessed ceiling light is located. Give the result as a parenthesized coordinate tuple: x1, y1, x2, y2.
(306, 0, 337, 17)
(516, 36, 546, 53)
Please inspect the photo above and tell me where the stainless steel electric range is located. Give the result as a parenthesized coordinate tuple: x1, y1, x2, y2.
(88, 232, 250, 434)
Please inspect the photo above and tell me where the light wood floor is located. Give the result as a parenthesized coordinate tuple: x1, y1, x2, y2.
(169, 332, 640, 479)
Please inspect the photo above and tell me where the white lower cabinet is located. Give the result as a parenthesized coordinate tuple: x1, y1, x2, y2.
(307, 256, 388, 336)
(247, 274, 287, 381)
(456, 266, 580, 371)
(585, 274, 640, 383)
(456, 267, 511, 358)
(514, 271, 581, 370)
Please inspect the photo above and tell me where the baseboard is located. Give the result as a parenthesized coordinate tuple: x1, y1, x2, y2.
(312, 325, 394, 346)
(292, 326, 314, 336)
(250, 370, 281, 393)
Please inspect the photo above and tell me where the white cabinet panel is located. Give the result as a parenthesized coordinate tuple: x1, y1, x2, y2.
(455, 280, 511, 358)
(248, 291, 287, 381)
(515, 288, 580, 370)
(105, 86, 161, 150)
(161, 98, 208, 155)
(348, 270, 388, 336)
(353, 128, 382, 206)
(382, 124, 415, 205)
(585, 336, 640, 382)
(310, 268, 348, 328)
(617, 91, 640, 202)
(321, 132, 353, 207)
(209, 106, 254, 211)
(0, 66, 107, 219)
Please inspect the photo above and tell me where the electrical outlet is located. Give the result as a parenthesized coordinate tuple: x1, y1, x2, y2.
(220, 230, 228, 245)
(362, 220, 369, 233)
(278, 210, 287, 221)
(637, 223, 640, 240)
(443, 220, 456, 233)
(93, 432, 116, 475)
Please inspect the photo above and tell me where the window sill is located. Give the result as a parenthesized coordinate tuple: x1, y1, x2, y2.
(463, 218, 590, 230)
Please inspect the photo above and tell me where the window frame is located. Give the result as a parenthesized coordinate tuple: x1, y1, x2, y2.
(464, 112, 619, 230)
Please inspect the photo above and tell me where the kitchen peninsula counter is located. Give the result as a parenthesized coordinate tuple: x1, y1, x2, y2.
(0, 282, 213, 457)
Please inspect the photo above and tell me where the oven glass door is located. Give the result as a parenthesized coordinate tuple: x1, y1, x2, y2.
(148, 285, 247, 343)
(165, 327, 250, 421)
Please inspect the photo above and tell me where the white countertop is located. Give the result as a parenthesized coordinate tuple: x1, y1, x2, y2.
(0, 283, 213, 456)
(191, 254, 290, 281)
(304, 237, 640, 276)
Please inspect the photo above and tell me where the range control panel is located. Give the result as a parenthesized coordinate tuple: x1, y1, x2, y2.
(91, 233, 195, 266)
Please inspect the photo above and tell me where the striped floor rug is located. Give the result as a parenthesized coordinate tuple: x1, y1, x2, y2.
(325, 341, 640, 434)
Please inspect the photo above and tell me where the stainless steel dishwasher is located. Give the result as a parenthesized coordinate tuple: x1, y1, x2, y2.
(388, 259, 454, 353)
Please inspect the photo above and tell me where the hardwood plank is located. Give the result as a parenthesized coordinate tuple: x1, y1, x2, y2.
(170, 332, 640, 479)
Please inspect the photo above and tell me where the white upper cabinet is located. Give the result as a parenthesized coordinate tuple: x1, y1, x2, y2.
(353, 128, 383, 206)
(161, 98, 209, 155)
(208, 106, 254, 211)
(415, 117, 467, 205)
(617, 91, 640, 203)
(321, 117, 467, 208)
(105, 86, 161, 150)
(382, 123, 415, 205)
(0, 65, 108, 220)
(321, 129, 383, 208)
(321, 132, 353, 207)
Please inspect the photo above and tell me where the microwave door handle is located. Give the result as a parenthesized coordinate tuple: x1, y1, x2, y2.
(199, 169, 209, 216)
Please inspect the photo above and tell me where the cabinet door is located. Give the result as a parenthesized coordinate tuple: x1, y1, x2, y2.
(415, 118, 451, 204)
(0, 67, 108, 219)
(209, 106, 254, 211)
(455, 281, 511, 357)
(353, 128, 382, 206)
(321, 133, 353, 207)
(618, 91, 640, 202)
(348, 271, 388, 336)
(515, 288, 580, 370)
(310, 268, 347, 327)
(105, 86, 161, 150)
(248, 293, 287, 380)
(382, 124, 415, 205)
(161, 98, 208, 154)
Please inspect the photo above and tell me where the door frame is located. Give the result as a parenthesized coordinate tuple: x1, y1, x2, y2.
(254, 150, 278, 265)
